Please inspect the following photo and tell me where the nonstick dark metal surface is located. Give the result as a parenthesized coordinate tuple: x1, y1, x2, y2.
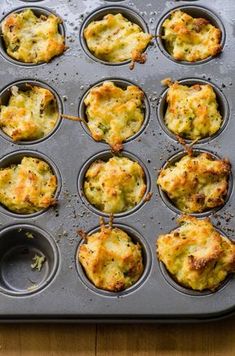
(0, 0, 235, 322)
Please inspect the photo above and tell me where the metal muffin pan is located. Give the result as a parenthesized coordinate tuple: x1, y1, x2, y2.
(0, 0, 234, 322)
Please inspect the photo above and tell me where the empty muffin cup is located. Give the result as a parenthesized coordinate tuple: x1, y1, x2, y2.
(0, 224, 59, 296)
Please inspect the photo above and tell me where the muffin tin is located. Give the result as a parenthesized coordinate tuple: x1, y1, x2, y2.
(0, 0, 234, 322)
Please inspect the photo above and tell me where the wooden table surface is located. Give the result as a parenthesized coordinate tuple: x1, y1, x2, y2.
(0, 317, 234, 355)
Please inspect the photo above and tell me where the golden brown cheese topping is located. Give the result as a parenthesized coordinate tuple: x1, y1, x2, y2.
(0, 85, 59, 141)
(84, 156, 146, 214)
(78, 223, 144, 292)
(1, 9, 65, 63)
(84, 81, 145, 151)
(162, 10, 222, 62)
(0, 157, 57, 214)
(157, 216, 235, 291)
(157, 152, 230, 213)
(84, 13, 152, 63)
(164, 82, 222, 140)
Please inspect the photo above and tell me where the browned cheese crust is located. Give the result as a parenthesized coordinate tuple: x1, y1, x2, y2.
(78, 224, 144, 292)
(157, 215, 235, 291)
(84, 13, 152, 63)
(157, 152, 231, 213)
(162, 10, 222, 62)
(0, 157, 57, 214)
(1, 9, 65, 63)
(84, 81, 145, 151)
(0, 85, 59, 141)
(84, 156, 146, 214)
(164, 82, 222, 140)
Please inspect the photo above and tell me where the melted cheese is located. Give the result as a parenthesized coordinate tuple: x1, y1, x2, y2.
(157, 153, 230, 213)
(0, 157, 57, 214)
(79, 225, 144, 292)
(0, 85, 59, 141)
(84, 13, 152, 63)
(162, 10, 222, 62)
(84, 81, 145, 151)
(164, 82, 222, 140)
(84, 156, 146, 214)
(2, 9, 65, 63)
(157, 215, 235, 291)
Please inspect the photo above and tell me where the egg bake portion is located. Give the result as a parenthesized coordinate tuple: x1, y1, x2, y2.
(0, 157, 57, 214)
(84, 81, 145, 151)
(162, 10, 222, 62)
(0, 85, 59, 141)
(157, 215, 235, 291)
(1, 9, 65, 63)
(84, 13, 152, 63)
(157, 152, 231, 213)
(78, 222, 144, 292)
(84, 156, 146, 214)
(164, 82, 222, 140)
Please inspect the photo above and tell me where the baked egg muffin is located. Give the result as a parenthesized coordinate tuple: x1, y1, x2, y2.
(157, 215, 235, 291)
(0, 157, 57, 214)
(78, 222, 144, 292)
(84, 156, 146, 214)
(84, 81, 145, 151)
(84, 13, 152, 63)
(0, 85, 59, 141)
(157, 152, 230, 213)
(1, 9, 65, 63)
(162, 10, 222, 62)
(164, 82, 222, 140)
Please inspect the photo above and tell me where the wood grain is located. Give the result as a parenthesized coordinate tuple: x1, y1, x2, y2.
(97, 321, 235, 356)
(0, 324, 96, 356)
(0, 318, 234, 355)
